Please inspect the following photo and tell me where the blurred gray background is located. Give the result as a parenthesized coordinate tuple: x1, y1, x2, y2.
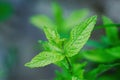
(0, 0, 120, 80)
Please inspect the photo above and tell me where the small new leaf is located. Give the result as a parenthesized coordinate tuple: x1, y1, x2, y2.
(25, 51, 64, 68)
(65, 9, 89, 30)
(52, 2, 64, 33)
(43, 26, 60, 44)
(64, 16, 97, 57)
(30, 15, 55, 29)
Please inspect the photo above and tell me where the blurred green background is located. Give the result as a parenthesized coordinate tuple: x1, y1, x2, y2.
(0, 0, 120, 80)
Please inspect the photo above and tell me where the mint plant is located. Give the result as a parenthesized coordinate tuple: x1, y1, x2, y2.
(25, 2, 120, 80)
(24, 2, 97, 80)
(25, 15, 97, 80)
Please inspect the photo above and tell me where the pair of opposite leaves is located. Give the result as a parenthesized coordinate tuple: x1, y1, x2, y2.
(25, 15, 97, 68)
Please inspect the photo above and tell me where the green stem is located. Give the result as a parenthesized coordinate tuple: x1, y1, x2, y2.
(65, 56, 73, 75)
(95, 23, 120, 29)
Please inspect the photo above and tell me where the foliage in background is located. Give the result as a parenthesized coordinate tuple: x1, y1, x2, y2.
(83, 16, 120, 62)
(0, 1, 14, 80)
(82, 16, 120, 80)
(0, 1, 13, 22)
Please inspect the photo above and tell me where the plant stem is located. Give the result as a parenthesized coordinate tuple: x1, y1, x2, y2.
(65, 56, 73, 75)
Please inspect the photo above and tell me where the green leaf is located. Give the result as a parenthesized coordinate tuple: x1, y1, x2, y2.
(52, 2, 64, 33)
(86, 63, 120, 80)
(43, 26, 60, 44)
(25, 51, 64, 68)
(30, 15, 55, 29)
(64, 16, 97, 57)
(82, 49, 117, 63)
(102, 16, 119, 44)
(38, 40, 62, 52)
(106, 46, 120, 58)
(65, 9, 89, 30)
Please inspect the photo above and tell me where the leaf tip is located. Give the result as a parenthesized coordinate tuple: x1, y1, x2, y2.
(24, 62, 34, 68)
(92, 15, 97, 21)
